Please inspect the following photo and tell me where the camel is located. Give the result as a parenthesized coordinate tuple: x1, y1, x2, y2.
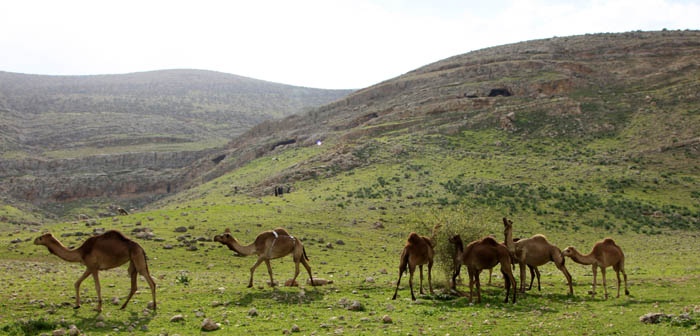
(486, 237, 541, 290)
(391, 232, 435, 300)
(213, 227, 314, 288)
(503, 217, 573, 295)
(33, 231, 156, 312)
(562, 238, 629, 299)
(450, 234, 516, 303)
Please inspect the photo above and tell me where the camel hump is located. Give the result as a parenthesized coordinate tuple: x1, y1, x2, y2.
(101, 230, 131, 242)
(424, 236, 436, 248)
(481, 236, 499, 246)
(407, 232, 422, 245)
(273, 228, 291, 236)
(601, 238, 617, 245)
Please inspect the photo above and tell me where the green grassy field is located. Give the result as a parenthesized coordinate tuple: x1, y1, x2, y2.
(1, 128, 699, 335)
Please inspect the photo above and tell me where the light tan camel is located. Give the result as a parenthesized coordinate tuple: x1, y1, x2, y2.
(391, 232, 435, 300)
(562, 238, 629, 299)
(34, 231, 156, 312)
(450, 234, 516, 303)
(213, 228, 314, 288)
(503, 217, 573, 295)
(486, 237, 541, 290)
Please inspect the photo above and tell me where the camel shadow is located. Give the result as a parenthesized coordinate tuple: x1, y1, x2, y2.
(233, 287, 324, 306)
(70, 309, 155, 333)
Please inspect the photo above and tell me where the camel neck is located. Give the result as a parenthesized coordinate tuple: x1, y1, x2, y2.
(45, 239, 83, 263)
(504, 226, 515, 255)
(227, 237, 256, 256)
(569, 248, 596, 265)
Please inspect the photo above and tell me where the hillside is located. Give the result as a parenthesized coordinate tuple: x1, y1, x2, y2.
(0, 69, 352, 157)
(1, 30, 699, 335)
(0, 70, 352, 220)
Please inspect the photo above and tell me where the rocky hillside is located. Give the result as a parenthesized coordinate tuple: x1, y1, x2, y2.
(0, 70, 352, 219)
(0, 69, 352, 157)
(185, 30, 700, 189)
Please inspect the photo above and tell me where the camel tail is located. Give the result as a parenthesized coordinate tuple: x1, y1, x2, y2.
(303, 246, 310, 261)
(399, 249, 410, 275)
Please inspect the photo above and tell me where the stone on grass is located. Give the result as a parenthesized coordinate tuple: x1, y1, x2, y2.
(67, 325, 80, 335)
(95, 321, 106, 328)
(248, 308, 259, 316)
(640, 313, 671, 324)
(174, 227, 187, 233)
(347, 301, 364, 311)
(170, 314, 185, 322)
(201, 318, 220, 331)
(52, 329, 66, 336)
(382, 315, 393, 324)
(291, 324, 300, 332)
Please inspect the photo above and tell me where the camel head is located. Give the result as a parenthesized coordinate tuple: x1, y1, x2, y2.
(213, 233, 233, 244)
(34, 233, 55, 246)
(561, 246, 576, 257)
(502, 217, 513, 231)
(448, 234, 462, 245)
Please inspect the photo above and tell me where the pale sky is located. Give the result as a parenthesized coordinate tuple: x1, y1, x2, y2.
(1, 0, 699, 89)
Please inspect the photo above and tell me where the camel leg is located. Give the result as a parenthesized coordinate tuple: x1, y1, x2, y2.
(91, 271, 102, 312)
(528, 266, 535, 291)
(392, 269, 404, 300)
(534, 267, 541, 291)
(427, 260, 434, 294)
(137, 266, 157, 311)
(248, 257, 265, 288)
(556, 263, 574, 296)
(591, 265, 597, 298)
(291, 258, 301, 285)
(619, 260, 629, 296)
(488, 268, 493, 286)
(467, 268, 474, 302)
(74, 270, 91, 309)
(265, 260, 276, 287)
(519, 261, 527, 293)
(601, 267, 608, 299)
(299, 257, 314, 286)
(615, 269, 621, 298)
(475, 270, 482, 303)
(418, 264, 424, 295)
(121, 263, 138, 310)
(408, 263, 417, 301)
(502, 270, 510, 303)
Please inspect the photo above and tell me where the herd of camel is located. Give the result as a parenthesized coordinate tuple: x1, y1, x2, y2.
(32, 217, 628, 312)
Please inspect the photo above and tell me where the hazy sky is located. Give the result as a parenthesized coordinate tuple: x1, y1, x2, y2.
(1, 0, 699, 89)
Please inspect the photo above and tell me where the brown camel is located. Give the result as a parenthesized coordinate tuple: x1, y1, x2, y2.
(34, 231, 156, 312)
(485, 237, 541, 290)
(503, 217, 573, 295)
(450, 234, 516, 303)
(213, 228, 314, 288)
(562, 238, 629, 299)
(391, 232, 435, 300)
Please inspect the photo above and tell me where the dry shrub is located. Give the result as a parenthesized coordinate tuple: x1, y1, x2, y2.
(405, 206, 490, 287)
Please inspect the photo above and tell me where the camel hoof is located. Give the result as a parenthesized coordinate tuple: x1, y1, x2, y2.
(73, 305, 80, 310)
(625, 290, 630, 295)
(247, 284, 253, 288)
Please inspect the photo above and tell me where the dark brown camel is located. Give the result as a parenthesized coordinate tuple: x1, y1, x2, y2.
(450, 235, 516, 303)
(34, 231, 156, 312)
(392, 232, 435, 300)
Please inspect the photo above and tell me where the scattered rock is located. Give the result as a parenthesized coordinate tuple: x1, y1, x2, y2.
(382, 315, 393, 324)
(187, 245, 198, 251)
(95, 321, 105, 328)
(365, 277, 375, 283)
(308, 278, 333, 286)
(291, 324, 300, 332)
(372, 222, 384, 229)
(170, 314, 185, 322)
(175, 226, 187, 233)
(163, 245, 174, 249)
(335, 240, 345, 245)
(347, 301, 364, 311)
(52, 329, 66, 336)
(248, 308, 259, 316)
(639, 313, 671, 324)
(111, 297, 120, 305)
(67, 325, 80, 336)
(201, 318, 220, 331)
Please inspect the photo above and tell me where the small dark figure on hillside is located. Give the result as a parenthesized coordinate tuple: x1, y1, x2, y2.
(117, 207, 129, 215)
(34, 230, 157, 312)
(392, 227, 438, 301)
